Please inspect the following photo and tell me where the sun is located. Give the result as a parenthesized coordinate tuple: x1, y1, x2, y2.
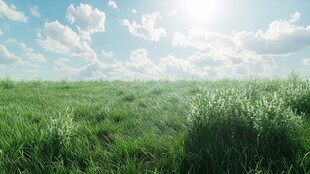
(181, 0, 219, 25)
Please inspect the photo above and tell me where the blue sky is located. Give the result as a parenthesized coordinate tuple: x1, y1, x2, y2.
(1, 0, 310, 80)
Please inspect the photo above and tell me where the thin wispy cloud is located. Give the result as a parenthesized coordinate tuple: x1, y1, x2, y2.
(102, 50, 115, 58)
(30, 6, 40, 18)
(0, 44, 22, 64)
(167, 9, 178, 16)
(128, 8, 137, 14)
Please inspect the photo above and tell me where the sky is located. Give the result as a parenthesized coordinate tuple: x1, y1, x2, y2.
(1, 0, 310, 80)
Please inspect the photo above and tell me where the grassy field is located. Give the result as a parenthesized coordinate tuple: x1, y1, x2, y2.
(0, 74, 309, 173)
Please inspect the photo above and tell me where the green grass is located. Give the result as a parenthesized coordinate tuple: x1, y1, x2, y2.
(0, 76, 309, 173)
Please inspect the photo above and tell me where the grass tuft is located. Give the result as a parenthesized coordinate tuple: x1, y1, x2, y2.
(182, 88, 306, 173)
(1, 76, 15, 89)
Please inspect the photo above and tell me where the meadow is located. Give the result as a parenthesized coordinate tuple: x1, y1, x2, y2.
(0, 74, 309, 173)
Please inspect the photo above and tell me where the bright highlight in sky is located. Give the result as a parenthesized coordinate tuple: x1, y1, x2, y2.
(182, 0, 219, 25)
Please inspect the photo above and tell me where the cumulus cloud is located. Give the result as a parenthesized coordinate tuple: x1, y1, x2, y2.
(55, 48, 274, 80)
(173, 12, 310, 57)
(108, 0, 117, 9)
(121, 12, 166, 41)
(172, 28, 235, 50)
(189, 52, 230, 67)
(66, 3, 106, 42)
(0, 0, 27, 22)
(102, 50, 114, 58)
(172, 32, 187, 47)
(55, 58, 108, 80)
(55, 13, 310, 80)
(158, 54, 192, 79)
(18, 43, 45, 63)
(3, 38, 46, 66)
(159, 53, 225, 78)
(103, 49, 164, 80)
(236, 12, 310, 55)
(54, 58, 80, 75)
(55, 49, 165, 80)
(303, 58, 310, 66)
(30, 5, 40, 18)
(171, 12, 310, 77)
(128, 49, 154, 68)
(158, 52, 238, 78)
(60, 13, 310, 80)
(37, 21, 97, 60)
(290, 12, 301, 23)
(0, 44, 21, 64)
(77, 60, 107, 78)
(172, 28, 278, 77)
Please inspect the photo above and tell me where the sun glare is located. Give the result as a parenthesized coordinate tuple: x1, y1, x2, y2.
(181, 0, 219, 25)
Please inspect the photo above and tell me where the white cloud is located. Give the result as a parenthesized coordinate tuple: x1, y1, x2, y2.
(0, 44, 21, 64)
(158, 53, 227, 79)
(55, 46, 277, 80)
(37, 21, 97, 60)
(54, 13, 310, 80)
(55, 58, 108, 80)
(186, 50, 276, 77)
(0, 29, 2, 35)
(236, 12, 310, 55)
(0, 0, 27, 22)
(55, 49, 167, 80)
(108, 0, 117, 9)
(102, 50, 114, 58)
(161, 53, 227, 78)
(172, 28, 235, 50)
(189, 52, 230, 67)
(171, 13, 310, 77)
(121, 12, 166, 42)
(66, 3, 106, 42)
(167, 9, 178, 16)
(30, 6, 40, 18)
(290, 12, 301, 23)
(172, 28, 278, 77)
(128, 49, 154, 68)
(19, 43, 45, 63)
(78, 60, 107, 78)
(57, 47, 272, 80)
(128, 8, 137, 14)
(158, 54, 192, 79)
(173, 12, 310, 57)
(172, 31, 187, 47)
(303, 58, 310, 66)
(54, 58, 80, 75)
(103, 49, 164, 80)
(4, 38, 46, 66)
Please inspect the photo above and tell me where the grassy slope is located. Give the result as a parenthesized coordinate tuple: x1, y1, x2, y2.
(0, 78, 309, 173)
